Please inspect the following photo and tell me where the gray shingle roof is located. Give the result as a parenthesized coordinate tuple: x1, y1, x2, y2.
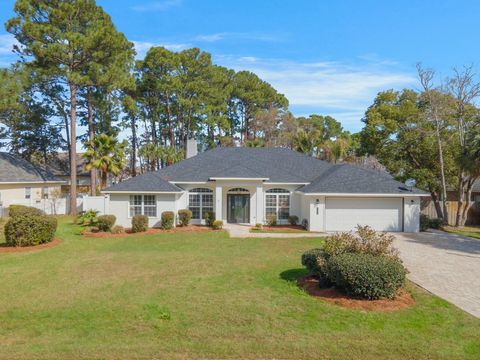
(104, 171, 182, 192)
(104, 147, 427, 195)
(0, 152, 63, 183)
(298, 163, 427, 194)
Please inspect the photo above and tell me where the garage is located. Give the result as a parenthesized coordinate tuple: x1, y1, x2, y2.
(325, 197, 403, 232)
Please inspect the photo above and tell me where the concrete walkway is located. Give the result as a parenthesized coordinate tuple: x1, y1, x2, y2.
(224, 223, 325, 238)
(394, 230, 480, 318)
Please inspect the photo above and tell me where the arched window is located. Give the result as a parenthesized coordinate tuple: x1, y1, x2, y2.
(265, 188, 290, 223)
(228, 188, 249, 193)
(189, 188, 213, 220)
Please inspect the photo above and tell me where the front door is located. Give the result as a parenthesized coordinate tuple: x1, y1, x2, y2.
(227, 194, 250, 223)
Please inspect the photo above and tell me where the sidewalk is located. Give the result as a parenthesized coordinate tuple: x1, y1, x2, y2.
(224, 223, 325, 238)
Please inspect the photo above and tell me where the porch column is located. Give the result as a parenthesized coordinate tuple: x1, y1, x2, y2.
(215, 185, 222, 221)
(256, 185, 264, 224)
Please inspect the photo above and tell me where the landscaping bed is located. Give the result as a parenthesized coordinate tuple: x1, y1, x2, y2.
(297, 275, 415, 311)
(83, 225, 216, 238)
(250, 225, 308, 233)
(0, 238, 62, 253)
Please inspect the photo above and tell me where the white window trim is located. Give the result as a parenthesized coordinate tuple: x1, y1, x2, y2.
(264, 189, 291, 224)
(188, 188, 214, 221)
(128, 194, 157, 218)
(25, 187, 32, 200)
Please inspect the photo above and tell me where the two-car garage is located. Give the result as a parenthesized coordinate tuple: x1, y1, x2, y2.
(325, 197, 403, 232)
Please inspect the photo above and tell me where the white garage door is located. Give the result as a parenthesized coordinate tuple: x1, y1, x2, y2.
(326, 197, 402, 232)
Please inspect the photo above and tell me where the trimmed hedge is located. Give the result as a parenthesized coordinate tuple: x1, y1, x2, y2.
(204, 211, 215, 227)
(327, 253, 406, 300)
(132, 215, 148, 233)
(288, 215, 299, 225)
(178, 209, 192, 227)
(301, 248, 331, 287)
(97, 215, 116, 232)
(9, 205, 45, 218)
(212, 220, 223, 230)
(161, 211, 175, 230)
(5, 214, 57, 247)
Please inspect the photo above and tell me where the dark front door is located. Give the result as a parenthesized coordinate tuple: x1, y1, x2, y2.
(227, 194, 250, 223)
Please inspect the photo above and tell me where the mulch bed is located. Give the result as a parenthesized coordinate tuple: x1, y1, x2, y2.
(297, 275, 415, 311)
(252, 225, 307, 232)
(0, 238, 62, 253)
(83, 225, 217, 238)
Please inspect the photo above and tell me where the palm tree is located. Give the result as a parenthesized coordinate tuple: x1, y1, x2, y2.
(83, 134, 127, 190)
(293, 129, 319, 155)
(160, 146, 184, 166)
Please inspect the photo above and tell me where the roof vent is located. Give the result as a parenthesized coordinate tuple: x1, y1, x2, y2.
(186, 139, 198, 159)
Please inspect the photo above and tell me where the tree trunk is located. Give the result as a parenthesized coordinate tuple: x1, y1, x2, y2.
(69, 82, 77, 216)
(461, 177, 476, 226)
(435, 123, 449, 224)
(130, 116, 137, 177)
(101, 170, 107, 189)
(430, 191, 444, 219)
(454, 173, 465, 226)
(87, 90, 96, 196)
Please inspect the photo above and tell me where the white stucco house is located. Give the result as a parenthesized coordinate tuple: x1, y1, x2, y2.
(103, 146, 427, 232)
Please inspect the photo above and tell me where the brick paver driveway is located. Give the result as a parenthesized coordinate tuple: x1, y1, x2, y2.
(394, 230, 480, 317)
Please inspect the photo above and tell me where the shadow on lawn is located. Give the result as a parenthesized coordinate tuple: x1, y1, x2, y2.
(279, 268, 308, 283)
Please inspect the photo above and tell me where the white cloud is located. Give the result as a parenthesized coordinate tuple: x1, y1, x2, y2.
(194, 32, 282, 43)
(132, 40, 190, 58)
(131, 0, 181, 12)
(216, 55, 417, 131)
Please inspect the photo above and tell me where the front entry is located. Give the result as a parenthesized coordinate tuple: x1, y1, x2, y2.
(227, 194, 250, 223)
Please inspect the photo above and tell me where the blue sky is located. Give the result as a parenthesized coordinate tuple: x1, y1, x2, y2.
(1, 0, 479, 132)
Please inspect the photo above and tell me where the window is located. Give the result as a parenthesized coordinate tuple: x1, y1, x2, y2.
(189, 188, 213, 220)
(25, 187, 31, 199)
(228, 188, 249, 193)
(265, 188, 290, 222)
(129, 195, 157, 217)
(42, 187, 49, 199)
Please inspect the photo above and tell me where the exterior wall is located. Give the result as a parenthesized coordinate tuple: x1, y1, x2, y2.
(403, 196, 421, 232)
(308, 195, 325, 232)
(108, 193, 177, 228)
(0, 183, 65, 215)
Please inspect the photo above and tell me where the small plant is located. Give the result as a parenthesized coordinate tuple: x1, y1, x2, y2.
(97, 215, 116, 232)
(178, 209, 192, 227)
(132, 215, 148, 233)
(254, 223, 263, 230)
(76, 209, 99, 226)
(266, 213, 276, 227)
(420, 214, 430, 231)
(111, 225, 125, 234)
(204, 211, 215, 227)
(212, 220, 223, 230)
(288, 215, 299, 225)
(429, 218, 443, 229)
(161, 211, 175, 230)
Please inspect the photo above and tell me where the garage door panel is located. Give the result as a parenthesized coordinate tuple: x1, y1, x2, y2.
(326, 197, 402, 232)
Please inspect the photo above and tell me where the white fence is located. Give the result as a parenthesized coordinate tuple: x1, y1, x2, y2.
(0, 197, 83, 217)
(81, 195, 110, 215)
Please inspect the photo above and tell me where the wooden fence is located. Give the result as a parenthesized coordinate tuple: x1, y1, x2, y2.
(421, 199, 480, 225)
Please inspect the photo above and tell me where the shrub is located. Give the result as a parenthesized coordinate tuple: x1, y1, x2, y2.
(111, 225, 125, 234)
(161, 211, 175, 230)
(178, 209, 192, 227)
(76, 209, 98, 226)
(204, 211, 215, 227)
(301, 218, 309, 229)
(9, 205, 45, 218)
(288, 215, 299, 225)
(254, 223, 263, 229)
(429, 218, 443, 229)
(132, 215, 148, 233)
(4, 214, 57, 247)
(212, 220, 223, 230)
(266, 213, 276, 226)
(301, 248, 331, 286)
(420, 214, 430, 231)
(97, 215, 116, 232)
(327, 253, 406, 300)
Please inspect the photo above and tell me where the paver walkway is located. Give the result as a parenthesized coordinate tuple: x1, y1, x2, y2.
(394, 230, 480, 318)
(224, 223, 325, 238)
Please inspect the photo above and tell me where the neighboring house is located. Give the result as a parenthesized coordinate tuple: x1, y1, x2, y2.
(103, 146, 427, 232)
(0, 152, 65, 215)
(46, 152, 91, 194)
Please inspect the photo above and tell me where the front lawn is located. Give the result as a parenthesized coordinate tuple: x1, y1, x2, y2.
(0, 217, 479, 359)
(443, 225, 480, 239)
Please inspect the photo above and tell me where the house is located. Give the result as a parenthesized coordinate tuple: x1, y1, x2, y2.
(103, 146, 427, 232)
(45, 152, 92, 194)
(0, 152, 65, 215)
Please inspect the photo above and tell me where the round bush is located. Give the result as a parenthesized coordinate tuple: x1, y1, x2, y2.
(266, 213, 276, 226)
(327, 253, 406, 300)
(111, 225, 125, 234)
(178, 209, 192, 227)
(97, 215, 116, 232)
(131, 215, 148, 233)
(204, 211, 215, 227)
(212, 220, 223, 230)
(9, 205, 45, 218)
(5, 214, 57, 247)
(301, 248, 331, 287)
(161, 211, 175, 230)
(288, 215, 299, 225)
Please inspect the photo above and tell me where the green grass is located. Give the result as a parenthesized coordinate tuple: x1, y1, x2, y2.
(443, 225, 480, 239)
(0, 217, 479, 359)
(250, 228, 308, 233)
